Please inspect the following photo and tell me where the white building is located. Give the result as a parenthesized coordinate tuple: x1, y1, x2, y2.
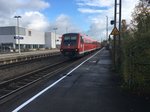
(0, 26, 61, 52)
(45, 32, 61, 49)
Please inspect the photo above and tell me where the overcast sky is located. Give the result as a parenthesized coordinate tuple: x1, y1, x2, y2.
(0, 0, 139, 41)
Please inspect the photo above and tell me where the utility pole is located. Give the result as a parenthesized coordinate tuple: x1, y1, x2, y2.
(14, 16, 21, 55)
(112, 0, 122, 70)
(119, 0, 122, 45)
(106, 16, 108, 43)
(113, 0, 117, 69)
(118, 0, 122, 67)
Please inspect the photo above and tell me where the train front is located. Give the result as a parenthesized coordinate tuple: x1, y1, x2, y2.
(60, 33, 79, 58)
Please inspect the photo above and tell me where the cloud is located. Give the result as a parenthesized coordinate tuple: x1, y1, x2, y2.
(75, 0, 114, 40)
(0, 0, 80, 35)
(76, 0, 139, 40)
(21, 11, 50, 31)
(0, 0, 50, 31)
(76, 0, 113, 7)
(122, 0, 139, 23)
(18, 0, 50, 11)
(0, 0, 82, 35)
(0, 0, 140, 41)
(0, 0, 18, 18)
(76, 0, 112, 14)
(78, 8, 103, 13)
(0, 0, 49, 17)
(86, 15, 109, 41)
(49, 14, 82, 35)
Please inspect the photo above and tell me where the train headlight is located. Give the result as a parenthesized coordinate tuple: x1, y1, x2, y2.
(60, 49, 63, 52)
(75, 48, 78, 51)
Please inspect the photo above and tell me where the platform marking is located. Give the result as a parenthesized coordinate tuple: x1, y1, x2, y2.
(12, 48, 104, 112)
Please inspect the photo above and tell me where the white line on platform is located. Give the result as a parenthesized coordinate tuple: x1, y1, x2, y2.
(12, 48, 104, 112)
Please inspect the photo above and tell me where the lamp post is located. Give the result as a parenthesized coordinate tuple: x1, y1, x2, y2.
(14, 16, 21, 54)
(53, 27, 58, 48)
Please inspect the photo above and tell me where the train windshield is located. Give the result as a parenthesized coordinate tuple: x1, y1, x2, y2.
(63, 34, 77, 46)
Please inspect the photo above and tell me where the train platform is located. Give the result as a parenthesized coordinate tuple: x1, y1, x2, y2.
(0, 49, 60, 65)
(1, 48, 149, 112)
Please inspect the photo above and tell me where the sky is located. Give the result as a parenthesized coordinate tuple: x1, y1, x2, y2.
(0, 0, 139, 41)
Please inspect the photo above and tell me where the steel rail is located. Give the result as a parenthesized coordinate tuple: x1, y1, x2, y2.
(0, 59, 72, 101)
(0, 50, 99, 104)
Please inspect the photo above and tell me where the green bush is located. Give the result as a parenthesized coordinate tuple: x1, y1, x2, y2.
(122, 31, 150, 94)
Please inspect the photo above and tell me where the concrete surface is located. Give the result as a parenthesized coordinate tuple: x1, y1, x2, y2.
(1, 48, 150, 112)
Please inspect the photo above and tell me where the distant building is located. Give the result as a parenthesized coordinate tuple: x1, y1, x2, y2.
(45, 32, 61, 49)
(0, 26, 61, 52)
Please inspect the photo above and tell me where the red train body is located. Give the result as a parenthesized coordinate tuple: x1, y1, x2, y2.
(60, 33, 101, 58)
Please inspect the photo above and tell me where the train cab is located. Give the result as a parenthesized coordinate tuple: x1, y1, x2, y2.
(60, 33, 80, 57)
(60, 33, 101, 58)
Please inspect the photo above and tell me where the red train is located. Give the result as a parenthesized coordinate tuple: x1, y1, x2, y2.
(60, 33, 101, 58)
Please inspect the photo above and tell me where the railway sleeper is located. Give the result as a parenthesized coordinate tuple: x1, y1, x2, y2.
(0, 89, 12, 95)
(15, 82, 28, 86)
(34, 73, 46, 76)
(29, 75, 42, 78)
(23, 79, 35, 82)
(5, 86, 19, 90)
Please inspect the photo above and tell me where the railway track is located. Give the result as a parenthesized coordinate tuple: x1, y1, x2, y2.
(0, 51, 98, 104)
(0, 55, 87, 104)
(0, 58, 76, 103)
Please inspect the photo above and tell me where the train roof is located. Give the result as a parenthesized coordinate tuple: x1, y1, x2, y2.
(62, 33, 99, 42)
(62, 33, 79, 36)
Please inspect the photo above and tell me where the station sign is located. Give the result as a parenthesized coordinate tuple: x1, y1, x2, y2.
(14, 36, 24, 39)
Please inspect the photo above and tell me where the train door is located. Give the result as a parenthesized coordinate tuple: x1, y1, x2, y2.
(80, 36, 84, 54)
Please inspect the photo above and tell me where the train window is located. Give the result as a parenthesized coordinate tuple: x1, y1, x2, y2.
(71, 36, 77, 40)
(64, 37, 70, 40)
(80, 36, 84, 43)
(63, 35, 77, 46)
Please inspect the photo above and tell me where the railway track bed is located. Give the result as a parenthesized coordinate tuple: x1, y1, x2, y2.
(0, 53, 93, 104)
(0, 54, 66, 83)
(0, 59, 71, 104)
(0, 50, 98, 104)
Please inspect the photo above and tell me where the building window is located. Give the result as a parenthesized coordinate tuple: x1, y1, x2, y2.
(28, 30, 31, 36)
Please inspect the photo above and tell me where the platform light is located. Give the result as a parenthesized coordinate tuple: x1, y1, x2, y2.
(14, 16, 22, 54)
(53, 27, 58, 48)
